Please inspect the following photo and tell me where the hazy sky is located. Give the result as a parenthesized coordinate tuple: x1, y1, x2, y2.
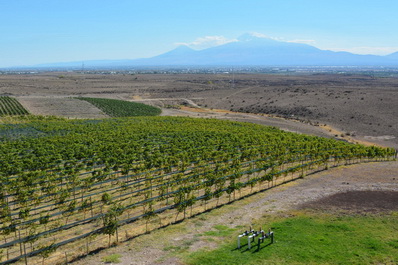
(1, 0, 398, 67)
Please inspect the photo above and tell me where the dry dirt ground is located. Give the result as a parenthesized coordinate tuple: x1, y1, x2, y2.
(300, 190, 398, 214)
(17, 96, 108, 119)
(0, 72, 397, 148)
(70, 161, 397, 265)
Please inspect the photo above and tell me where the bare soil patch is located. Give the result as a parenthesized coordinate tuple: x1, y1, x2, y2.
(17, 96, 108, 119)
(299, 190, 398, 214)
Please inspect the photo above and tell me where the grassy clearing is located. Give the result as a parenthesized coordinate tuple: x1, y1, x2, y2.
(78, 97, 161, 117)
(182, 211, 398, 265)
(101, 253, 122, 263)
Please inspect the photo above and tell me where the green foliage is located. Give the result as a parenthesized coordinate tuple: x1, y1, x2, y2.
(102, 253, 122, 263)
(78, 97, 161, 117)
(101, 193, 112, 205)
(184, 212, 398, 265)
(102, 211, 118, 237)
(38, 243, 57, 259)
(0, 96, 29, 116)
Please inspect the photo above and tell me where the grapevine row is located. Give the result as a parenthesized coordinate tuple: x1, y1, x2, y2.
(0, 116, 395, 264)
(0, 97, 29, 116)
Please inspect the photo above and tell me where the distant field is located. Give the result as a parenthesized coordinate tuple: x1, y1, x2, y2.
(0, 96, 29, 116)
(0, 72, 396, 147)
(16, 97, 109, 119)
(78, 97, 161, 117)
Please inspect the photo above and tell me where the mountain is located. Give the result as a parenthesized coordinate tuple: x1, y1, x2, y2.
(28, 34, 398, 68)
(386, 51, 398, 60)
(137, 35, 396, 66)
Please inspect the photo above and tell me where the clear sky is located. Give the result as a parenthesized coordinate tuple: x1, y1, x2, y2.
(1, 0, 398, 67)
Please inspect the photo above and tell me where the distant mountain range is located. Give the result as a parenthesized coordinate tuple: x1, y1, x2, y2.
(32, 34, 398, 68)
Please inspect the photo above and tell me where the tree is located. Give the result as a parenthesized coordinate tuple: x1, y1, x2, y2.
(102, 204, 123, 246)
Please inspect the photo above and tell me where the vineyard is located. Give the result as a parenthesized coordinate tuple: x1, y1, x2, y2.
(77, 97, 161, 117)
(0, 116, 395, 264)
(0, 97, 29, 116)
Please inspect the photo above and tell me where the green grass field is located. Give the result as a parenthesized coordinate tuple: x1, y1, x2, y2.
(183, 211, 398, 265)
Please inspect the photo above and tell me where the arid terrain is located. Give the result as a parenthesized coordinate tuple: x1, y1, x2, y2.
(0, 72, 397, 148)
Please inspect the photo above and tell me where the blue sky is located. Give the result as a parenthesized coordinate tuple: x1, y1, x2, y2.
(1, 0, 398, 67)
